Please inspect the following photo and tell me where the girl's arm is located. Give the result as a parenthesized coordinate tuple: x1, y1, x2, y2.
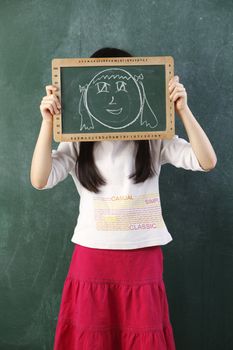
(30, 119, 53, 189)
(30, 85, 61, 189)
(178, 106, 217, 171)
(169, 75, 217, 171)
(30, 85, 78, 191)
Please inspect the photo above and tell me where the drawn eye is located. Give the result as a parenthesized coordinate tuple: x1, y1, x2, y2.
(95, 82, 110, 93)
(116, 81, 127, 92)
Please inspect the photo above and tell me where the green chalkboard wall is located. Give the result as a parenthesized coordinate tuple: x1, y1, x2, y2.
(0, 1, 231, 349)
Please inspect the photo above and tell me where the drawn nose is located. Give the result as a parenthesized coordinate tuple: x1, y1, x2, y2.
(109, 96, 117, 105)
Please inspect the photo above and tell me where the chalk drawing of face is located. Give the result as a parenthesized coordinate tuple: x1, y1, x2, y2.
(86, 68, 141, 129)
(79, 68, 159, 131)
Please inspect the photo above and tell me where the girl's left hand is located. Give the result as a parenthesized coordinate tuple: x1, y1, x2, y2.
(169, 75, 188, 115)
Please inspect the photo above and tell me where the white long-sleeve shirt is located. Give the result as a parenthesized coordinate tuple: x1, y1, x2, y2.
(38, 135, 208, 249)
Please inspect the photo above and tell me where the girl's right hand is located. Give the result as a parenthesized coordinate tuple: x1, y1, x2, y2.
(40, 85, 61, 123)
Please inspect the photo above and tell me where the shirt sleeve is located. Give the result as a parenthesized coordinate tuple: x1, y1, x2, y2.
(37, 141, 79, 190)
(160, 134, 209, 172)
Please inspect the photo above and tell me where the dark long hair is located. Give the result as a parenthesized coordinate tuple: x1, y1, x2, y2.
(76, 47, 157, 193)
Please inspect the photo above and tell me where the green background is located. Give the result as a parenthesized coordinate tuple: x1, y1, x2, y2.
(0, 0, 232, 349)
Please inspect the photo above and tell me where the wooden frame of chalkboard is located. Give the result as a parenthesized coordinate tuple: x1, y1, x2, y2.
(51, 56, 174, 142)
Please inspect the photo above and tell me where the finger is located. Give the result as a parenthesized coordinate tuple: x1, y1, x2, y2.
(52, 94, 61, 108)
(168, 75, 179, 86)
(169, 82, 184, 92)
(172, 92, 186, 102)
(45, 85, 57, 96)
(41, 102, 56, 115)
(49, 100, 60, 114)
(43, 95, 61, 108)
(43, 102, 57, 114)
(170, 87, 185, 100)
(170, 86, 185, 95)
(41, 102, 55, 114)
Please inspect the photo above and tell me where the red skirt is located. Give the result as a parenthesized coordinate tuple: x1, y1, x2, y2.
(53, 243, 176, 349)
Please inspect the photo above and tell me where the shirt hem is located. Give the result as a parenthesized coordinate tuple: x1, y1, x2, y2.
(70, 236, 173, 249)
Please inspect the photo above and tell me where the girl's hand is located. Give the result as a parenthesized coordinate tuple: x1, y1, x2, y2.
(169, 76, 188, 115)
(40, 85, 61, 123)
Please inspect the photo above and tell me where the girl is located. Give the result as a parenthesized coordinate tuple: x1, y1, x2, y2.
(30, 47, 217, 350)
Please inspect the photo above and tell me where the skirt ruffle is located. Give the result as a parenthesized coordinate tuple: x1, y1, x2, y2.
(53, 244, 176, 349)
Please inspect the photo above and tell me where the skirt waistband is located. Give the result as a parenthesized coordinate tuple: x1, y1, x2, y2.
(67, 243, 164, 284)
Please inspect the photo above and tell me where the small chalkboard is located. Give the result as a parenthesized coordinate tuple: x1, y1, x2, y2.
(51, 56, 175, 142)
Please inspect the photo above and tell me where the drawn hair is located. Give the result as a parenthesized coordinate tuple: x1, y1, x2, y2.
(75, 47, 157, 193)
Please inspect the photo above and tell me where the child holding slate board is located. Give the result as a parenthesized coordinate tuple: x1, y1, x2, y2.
(30, 48, 217, 349)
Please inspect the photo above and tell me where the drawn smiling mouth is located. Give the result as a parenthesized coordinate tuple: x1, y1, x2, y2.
(106, 107, 123, 115)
